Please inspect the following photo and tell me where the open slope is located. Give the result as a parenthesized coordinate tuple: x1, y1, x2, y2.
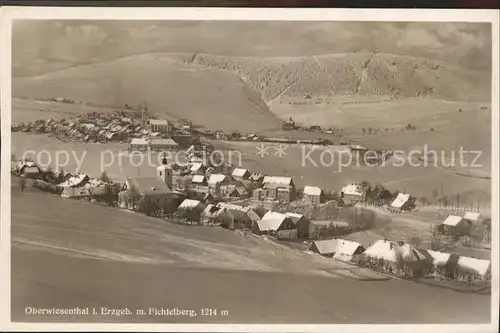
(165, 52, 490, 103)
(12, 55, 281, 133)
(11, 190, 491, 323)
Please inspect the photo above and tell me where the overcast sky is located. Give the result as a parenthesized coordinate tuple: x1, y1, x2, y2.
(12, 20, 492, 76)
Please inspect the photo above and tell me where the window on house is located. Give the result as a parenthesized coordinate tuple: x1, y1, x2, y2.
(159, 171, 162, 176)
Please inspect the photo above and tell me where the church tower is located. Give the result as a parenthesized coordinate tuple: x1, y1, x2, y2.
(157, 156, 173, 189)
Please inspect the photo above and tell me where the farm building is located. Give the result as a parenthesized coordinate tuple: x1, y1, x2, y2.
(175, 199, 206, 221)
(340, 183, 364, 204)
(455, 256, 491, 282)
(284, 212, 310, 238)
(361, 239, 428, 276)
(148, 119, 172, 134)
(61, 187, 91, 199)
(309, 238, 365, 261)
(207, 174, 229, 194)
(149, 138, 180, 152)
(437, 215, 472, 236)
(463, 212, 483, 224)
(424, 250, 459, 278)
(389, 193, 414, 213)
(303, 186, 323, 205)
(231, 168, 251, 181)
(253, 211, 296, 235)
(129, 138, 149, 152)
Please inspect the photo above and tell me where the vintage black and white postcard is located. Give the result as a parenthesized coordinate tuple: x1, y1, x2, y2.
(1, 7, 498, 332)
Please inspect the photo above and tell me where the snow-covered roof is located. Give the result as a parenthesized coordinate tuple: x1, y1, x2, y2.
(190, 163, 203, 172)
(150, 138, 179, 146)
(149, 119, 170, 126)
(208, 174, 227, 185)
(58, 173, 88, 188)
(178, 199, 204, 210)
(457, 256, 490, 276)
(191, 175, 206, 184)
(442, 215, 464, 226)
(363, 240, 427, 262)
(231, 168, 249, 178)
(426, 250, 452, 267)
(263, 176, 293, 185)
(256, 218, 286, 232)
(130, 138, 148, 145)
(312, 239, 363, 256)
(304, 186, 322, 196)
(285, 212, 305, 224)
(390, 193, 411, 208)
(463, 212, 482, 222)
(341, 183, 363, 196)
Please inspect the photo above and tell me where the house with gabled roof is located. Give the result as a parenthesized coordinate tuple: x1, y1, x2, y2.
(438, 215, 472, 236)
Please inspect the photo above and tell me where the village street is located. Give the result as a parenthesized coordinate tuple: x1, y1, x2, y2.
(10, 188, 490, 324)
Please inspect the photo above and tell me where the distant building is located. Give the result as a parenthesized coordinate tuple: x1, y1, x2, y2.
(129, 138, 149, 152)
(148, 119, 171, 134)
(281, 119, 296, 131)
(463, 212, 483, 224)
(149, 138, 180, 152)
(303, 186, 323, 205)
(175, 199, 206, 221)
(285, 212, 310, 238)
(231, 168, 251, 181)
(122, 164, 179, 213)
(309, 239, 365, 261)
(253, 211, 296, 235)
(252, 188, 267, 201)
(216, 202, 260, 229)
(438, 215, 472, 236)
(389, 193, 414, 213)
(340, 183, 364, 204)
(262, 176, 296, 203)
(61, 187, 91, 199)
(191, 175, 207, 186)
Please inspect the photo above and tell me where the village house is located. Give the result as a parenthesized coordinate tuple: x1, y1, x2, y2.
(252, 188, 267, 201)
(362, 239, 428, 276)
(16, 161, 42, 179)
(149, 138, 180, 152)
(285, 212, 310, 238)
(129, 138, 149, 152)
(389, 193, 414, 213)
(61, 187, 91, 199)
(191, 175, 207, 186)
(216, 202, 261, 229)
(253, 211, 296, 236)
(303, 186, 323, 205)
(58, 173, 90, 188)
(438, 215, 472, 236)
(309, 239, 365, 261)
(200, 204, 232, 225)
(231, 168, 251, 181)
(175, 199, 206, 221)
(120, 164, 180, 213)
(340, 183, 364, 204)
(226, 185, 249, 199)
(172, 132, 193, 149)
(262, 176, 296, 203)
(148, 119, 172, 134)
(207, 174, 229, 195)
